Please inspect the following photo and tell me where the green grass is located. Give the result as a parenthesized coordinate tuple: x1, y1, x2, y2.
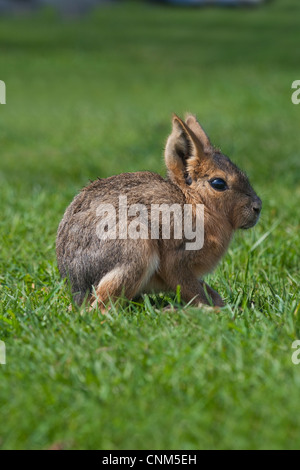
(0, 0, 300, 450)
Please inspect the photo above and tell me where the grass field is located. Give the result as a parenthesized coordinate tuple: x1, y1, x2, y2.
(0, 0, 300, 450)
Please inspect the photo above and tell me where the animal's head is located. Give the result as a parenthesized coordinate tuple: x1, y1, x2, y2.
(165, 114, 262, 230)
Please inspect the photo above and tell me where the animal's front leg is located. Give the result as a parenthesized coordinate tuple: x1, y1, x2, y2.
(159, 252, 224, 307)
(179, 278, 224, 308)
(201, 281, 225, 308)
(159, 261, 224, 308)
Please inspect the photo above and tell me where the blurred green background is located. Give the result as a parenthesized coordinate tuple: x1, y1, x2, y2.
(0, 0, 299, 450)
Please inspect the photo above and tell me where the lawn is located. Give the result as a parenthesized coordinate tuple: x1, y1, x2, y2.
(0, 0, 300, 450)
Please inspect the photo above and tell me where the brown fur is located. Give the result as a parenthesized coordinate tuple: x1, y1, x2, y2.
(56, 114, 262, 309)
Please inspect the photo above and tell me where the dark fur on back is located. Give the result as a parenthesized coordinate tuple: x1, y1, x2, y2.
(57, 172, 184, 304)
(56, 114, 261, 309)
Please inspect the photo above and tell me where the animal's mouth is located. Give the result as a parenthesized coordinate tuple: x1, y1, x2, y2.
(239, 197, 262, 230)
(240, 215, 260, 230)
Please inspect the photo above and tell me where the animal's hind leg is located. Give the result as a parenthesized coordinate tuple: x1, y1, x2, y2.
(90, 245, 159, 312)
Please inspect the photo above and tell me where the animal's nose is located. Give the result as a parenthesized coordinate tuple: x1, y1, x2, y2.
(252, 198, 262, 215)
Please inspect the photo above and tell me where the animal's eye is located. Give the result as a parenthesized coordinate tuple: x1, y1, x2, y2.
(209, 178, 228, 191)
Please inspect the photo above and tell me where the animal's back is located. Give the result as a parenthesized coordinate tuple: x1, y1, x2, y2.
(56, 171, 183, 304)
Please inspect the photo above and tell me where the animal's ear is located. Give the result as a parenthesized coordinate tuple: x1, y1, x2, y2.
(185, 113, 211, 150)
(165, 114, 207, 186)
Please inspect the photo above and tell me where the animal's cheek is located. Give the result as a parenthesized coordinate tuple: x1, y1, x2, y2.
(230, 199, 249, 229)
